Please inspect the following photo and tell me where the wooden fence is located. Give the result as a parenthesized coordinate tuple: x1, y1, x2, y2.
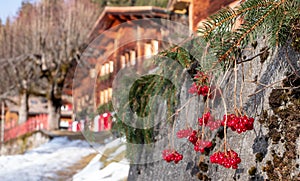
(3, 114, 48, 142)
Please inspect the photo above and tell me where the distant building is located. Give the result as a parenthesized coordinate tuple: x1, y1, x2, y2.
(3, 96, 73, 130)
(74, 0, 238, 115)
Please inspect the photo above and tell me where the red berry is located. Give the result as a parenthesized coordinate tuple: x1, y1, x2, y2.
(206, 141, 212, 148)
(178, 154, 183, 160)
(162, 150, 183, 164)
(198, 112, 212, 126)
(194, 145, 200, 152)
(199, 147, 205, 153)
(177, 128, 193, 138)
(232, 164, 238, 169)
(222, 114, 254, 134)
(210, 150, 241, 169)
(235, 157, 241, 164)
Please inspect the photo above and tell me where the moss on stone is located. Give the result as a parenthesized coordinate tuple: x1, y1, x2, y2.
(255, 152, 264, 162)
(262, 74, 300, 180)
(248, 166, 257, 176)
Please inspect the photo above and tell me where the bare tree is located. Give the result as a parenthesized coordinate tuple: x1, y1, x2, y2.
(0, 0, 100, 129)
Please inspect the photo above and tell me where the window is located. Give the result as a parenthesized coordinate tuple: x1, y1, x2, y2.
(105, 63, 110, 75)
(109, 61, 114, 73)
(90, 68, 96, 78)
(30, 100, 38, 104)
(125, 52, 130, 65)
(61, 105, 67, 111)
(145, 43, 152, 58)
(100, 65, 105, 76)
(152, 40, 159, 55)
(41, 98, 47, 103)
(130, 50, 136, 65)
(100, 91, 104, 105)
(121, 55, 126, 68)
(104, 89, 109, 103)
(108, 88, 112, 100)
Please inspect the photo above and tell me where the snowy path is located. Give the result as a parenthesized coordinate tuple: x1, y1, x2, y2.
(73, 138, 130, 181)
(0, 137, 98, 181)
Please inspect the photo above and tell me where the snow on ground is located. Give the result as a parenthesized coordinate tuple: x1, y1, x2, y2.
(106, 144, 126, 162)
(100, 137, 125, 150)
(73, 138, 130, 181)
(0, 136, 130, 181)
(0, 137, 97, 181)
(74, 160, 129, 181)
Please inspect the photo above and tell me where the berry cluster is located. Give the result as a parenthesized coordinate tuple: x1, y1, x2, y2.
(176, 128, 193, 138)
(163, 74, 256, 169)
(198, 112, 222, 130)
(188, 130, 212, 153)
(188, 71, 212, 97)
(194, 140, 213, 153)
(194, 71, 209, 84)
(210, 150, 241, 169)
(198, 112, 211, 126)
(162, 150, 183, 164)
(188, 130, 198, 144)
(206, 119, 222, 131)
(188, 83, 210, 96)
(221, 114, 254, 133)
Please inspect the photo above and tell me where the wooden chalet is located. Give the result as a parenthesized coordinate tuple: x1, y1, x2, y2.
(75, 0, 239, 114)
(167, 0, 239, 31)
(77, 6, 176, 112)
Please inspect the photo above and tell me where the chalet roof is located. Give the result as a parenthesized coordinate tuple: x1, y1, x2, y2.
(88, 6, 169, 42)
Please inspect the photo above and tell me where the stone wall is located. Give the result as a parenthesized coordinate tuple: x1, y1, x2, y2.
(1, 131, 50, 155)
(127, 37, 300, 180)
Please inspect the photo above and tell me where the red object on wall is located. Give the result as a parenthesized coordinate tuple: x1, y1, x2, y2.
(97, 112, 112, 131)
(67, 104, 72, 110)
(76, 122, 81, 131)
(4, 114, 48, 142)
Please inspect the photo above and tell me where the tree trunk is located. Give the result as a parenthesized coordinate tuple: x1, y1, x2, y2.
(47, 95, 61, 130)
(18, 91, 28, 124)
(1, 101, 5, 155)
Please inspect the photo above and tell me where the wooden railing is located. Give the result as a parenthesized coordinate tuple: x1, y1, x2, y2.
(3, 114, 48, 142)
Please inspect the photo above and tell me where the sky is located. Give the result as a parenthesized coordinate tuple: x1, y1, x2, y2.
(0, 0, 27, 23)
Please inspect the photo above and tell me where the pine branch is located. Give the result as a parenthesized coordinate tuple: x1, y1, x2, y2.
(219, 1, 281, 62)
(195, 0, 300, 72)
(275, 14, 285, 46)
(200, 0, 275, 40)
(203, 0, 288, 70)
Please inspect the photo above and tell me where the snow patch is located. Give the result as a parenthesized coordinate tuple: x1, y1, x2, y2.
(73, 157, 129, 181)
(73, 138, 129, 181)
(0, 137, 97, 181)
(0, 137, 129, 181)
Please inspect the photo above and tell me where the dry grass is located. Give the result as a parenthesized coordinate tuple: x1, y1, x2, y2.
(103, 151, 126, 168)
(55, 140, 127, 181)
(99, 144, 126, 167)
(99, 145, 120, 162)
(55, 152, 98, 181)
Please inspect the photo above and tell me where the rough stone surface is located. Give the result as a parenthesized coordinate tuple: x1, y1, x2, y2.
(2, 131, 50, 155)
(128, 38, 300, 181)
